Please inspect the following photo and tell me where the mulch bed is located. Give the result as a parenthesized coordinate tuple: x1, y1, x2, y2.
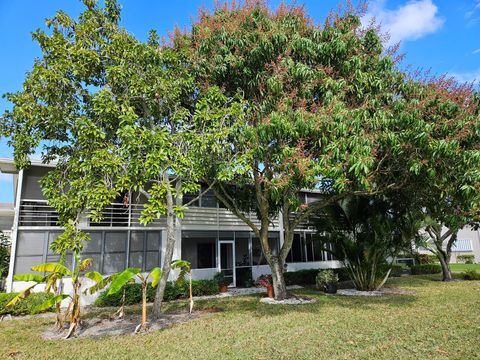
(42, 309, 221, 340)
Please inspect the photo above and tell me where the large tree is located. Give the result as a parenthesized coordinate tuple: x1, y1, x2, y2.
(176, 2, 480, 299)
(0, 0, 241, 317)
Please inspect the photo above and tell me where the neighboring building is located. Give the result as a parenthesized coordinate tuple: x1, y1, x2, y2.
(417, 226, 480, 264)
(0, 202, 14, 240)
(0, 158, 340, 301)
(449, 228, 480, 263)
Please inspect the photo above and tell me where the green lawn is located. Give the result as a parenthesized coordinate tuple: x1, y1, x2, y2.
(450, 263, 480, 272)
(1, 276, 480, 359)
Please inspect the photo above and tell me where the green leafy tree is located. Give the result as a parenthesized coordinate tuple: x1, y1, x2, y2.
(399, 73, 480, 281)
(0, 0, 241, 318)
(175, 1, 480, 299)
(314, 195, 421, 291)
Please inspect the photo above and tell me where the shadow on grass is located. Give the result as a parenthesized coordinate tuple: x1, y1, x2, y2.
(84, 276, 430, 322)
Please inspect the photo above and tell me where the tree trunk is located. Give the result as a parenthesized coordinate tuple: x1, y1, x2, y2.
(431, 227, 454, 282)
(152, 190, 176, 319)
(141, 283, 147, 328)
(438, 253, 453, 281)
(270, 257, 287, 300)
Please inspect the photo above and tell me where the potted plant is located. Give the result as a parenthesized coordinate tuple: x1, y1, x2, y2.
(214, 272, 230, 293)
(316, 270, 339, 294)
(257, 274, 274, 298)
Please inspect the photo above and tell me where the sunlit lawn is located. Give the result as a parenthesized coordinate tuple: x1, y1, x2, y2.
(1, 275, 479, 359)
(450, 263, 480, 272)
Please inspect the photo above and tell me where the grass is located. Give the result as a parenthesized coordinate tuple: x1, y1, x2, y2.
(450, 263, 480, 272)
(1, 275, 480, 359)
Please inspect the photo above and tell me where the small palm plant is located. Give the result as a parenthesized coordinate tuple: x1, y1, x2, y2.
(107, 267, 161, 333)
(171, 260, 193, 314)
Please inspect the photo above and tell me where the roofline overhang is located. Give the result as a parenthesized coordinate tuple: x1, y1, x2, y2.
(0, 157, 56, 174)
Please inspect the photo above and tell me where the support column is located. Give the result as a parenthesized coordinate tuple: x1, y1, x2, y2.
(278, 211, 285, 248)
(6, 169, 23, 293)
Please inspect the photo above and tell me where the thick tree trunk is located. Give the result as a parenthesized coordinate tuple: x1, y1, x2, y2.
(152, 178, 179, 319)
(269, 257, 287, 300)
(438, 255, 452, 281)
(152, 211, 175, 318)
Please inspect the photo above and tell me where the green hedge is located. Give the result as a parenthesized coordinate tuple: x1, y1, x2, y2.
(457, 254, 475, 264)
(410, 264, 442, 275)
(415, 254, 439, 265)
(94, 279, 219, 307)
(283, 268, 350, 286)
(389, 264, 406, 277)
(0, 292, 54, 316)
(461, 270, 480, 280)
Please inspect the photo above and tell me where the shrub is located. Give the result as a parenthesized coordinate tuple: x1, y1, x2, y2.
(390, 264, 406, 277)
(94, 279, 219, 307)
(457, 254, 475, 264)
(415, 253, 439, 265)
(0, 292, 54, 316)
(283, 269, 318, 285)
(316, 270, 338, 289)
(461, 270, 480, 280)
(213, 272, 229, 286)
(410, 264, 442, 275)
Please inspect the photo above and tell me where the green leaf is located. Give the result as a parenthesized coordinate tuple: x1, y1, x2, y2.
(33, 294, 70, 312)
(148, 267, 162, 288)
(13, 274, 45, 282)
(84, 271, 103, 284)
(5, 283, 38, 307)
(107, 268, 141, 295)
(31, 263, 71, 276)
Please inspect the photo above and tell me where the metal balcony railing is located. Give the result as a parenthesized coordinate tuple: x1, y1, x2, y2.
(19, 200, 59, 226)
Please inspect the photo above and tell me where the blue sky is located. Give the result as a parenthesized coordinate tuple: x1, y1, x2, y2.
(0, 0, 479, 202)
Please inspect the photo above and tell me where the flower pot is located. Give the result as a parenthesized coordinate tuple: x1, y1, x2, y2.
(267, 285, 274, 299)
(219, 284, 229, 293)
(324, 283, 337, 294)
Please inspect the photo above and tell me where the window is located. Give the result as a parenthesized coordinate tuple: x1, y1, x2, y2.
(286, 232, 334, 262)
(103, 232, 127, 274)
(181, 231, 216, 269)
(183, 192, 199, 207)
(200, 187, 217, 208)
(287, 233, 305, 263)
(235, 232, 250, 267)
(452, 239, 473, 252)
(252, 232, 279, 265)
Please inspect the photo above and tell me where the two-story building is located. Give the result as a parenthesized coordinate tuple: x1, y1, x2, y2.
(0, 158, 340, 299)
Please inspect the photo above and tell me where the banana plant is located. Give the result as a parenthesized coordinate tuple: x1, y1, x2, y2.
(7, 256, 93, 339)
(107, 267, 161, 333)
(8, 271, 68, 330)
(171, 260, 193, 314)
(83, 272, 126, 318)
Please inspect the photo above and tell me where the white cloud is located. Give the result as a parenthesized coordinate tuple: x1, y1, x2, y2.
(473, 48, 480, 54)
(364, 0, 444, 45)
(451, 68, 480, 84)
(466, 0, 480, 18)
